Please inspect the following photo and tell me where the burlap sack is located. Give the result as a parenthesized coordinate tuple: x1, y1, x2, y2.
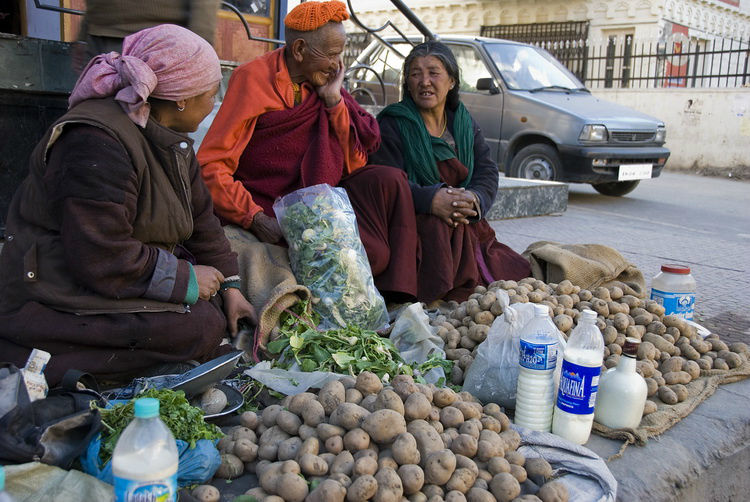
(592, 359, 750, 450)
(223, 225, 310, 356)
(523, 241, 646, 298)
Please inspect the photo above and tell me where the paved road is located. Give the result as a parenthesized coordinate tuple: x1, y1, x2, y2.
(490, 171, 750, 344)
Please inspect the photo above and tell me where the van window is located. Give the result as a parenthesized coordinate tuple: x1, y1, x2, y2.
(448, 44, 492, 93)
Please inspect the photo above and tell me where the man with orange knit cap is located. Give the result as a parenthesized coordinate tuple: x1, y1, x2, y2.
(198, 0, 418, 303)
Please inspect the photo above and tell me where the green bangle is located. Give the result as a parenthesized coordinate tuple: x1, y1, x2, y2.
(220, 280, 242, 291)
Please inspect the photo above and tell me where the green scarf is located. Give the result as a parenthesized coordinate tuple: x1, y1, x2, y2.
(378, 95, 474, 187)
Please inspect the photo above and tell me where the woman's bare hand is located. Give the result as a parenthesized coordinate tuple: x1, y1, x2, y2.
(431, 187, 478, 227)
(221, 287, 257, 337)
(194, 265, 224, 300)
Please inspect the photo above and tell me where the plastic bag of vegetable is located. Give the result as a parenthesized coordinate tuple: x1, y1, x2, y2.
(273, 183, 388, 330)
(389, 303, 447, 385)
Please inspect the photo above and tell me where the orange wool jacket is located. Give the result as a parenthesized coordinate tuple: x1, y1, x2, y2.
(197, 47, 368, 228)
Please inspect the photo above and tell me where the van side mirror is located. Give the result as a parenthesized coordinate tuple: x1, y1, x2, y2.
(476, 78, 500, 95)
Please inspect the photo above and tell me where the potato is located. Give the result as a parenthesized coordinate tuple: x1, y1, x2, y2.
(298, 399, 326, 427)
(330, 403, 370, 430)
(440, 407, 465, 428)
(276, 472, 309, 502)
(362, 409, 408, 444)
(277, 437, 302, 461)
(392, 432, 421, 465)
(487, 456, 511, 475)
(325, 435, 344, 455)
(446, 467, 477, 494)
(319, 380, 347, 415)
(215, 453, 244, 479)
(405, 393, 433, 421)
(644, 377, 658, 397)
(433, 388, 458, 408)
(331, 450, 355, 476)
(262, 404, 283, 427)
(408, 421, 445, 465)
(375, 389, 406, 415)
(330, 472, 352, 488)
(450, 434, 478, 458)
(658, 385, 678, 405)
(445, 490, 468, 502)
(393, 380, 420, 402)
(361, 394, 378, 412)
(466, 487, 495, 502)
(509, 464, 527, 483)
(553, 314, 573, 333)
(503, 450, 524, 467)
(347, 474, 378, 502)
(230, 426, 257, 442)
(192, 485, 220, 502)
(346, 388, 364, 404)
(317, 423, 345, 441)
(374, 467, 404, 502)
(537, 480, 569, 502)
(423, 484, 445, 499)
(307, 479, 347, 502)
(299, 453, 329, 476)
(424, 449, 457, 485)
(642, 400, 657, 416)
(356, 371, 384, 396)
(713, 358, 730, 370)
(354, 455, 379, 477)
(489, 472, 520, 502)
(239, 411, 259, 430)
(499, 429, 521, 451)
(344, 428, 371, 451)
(233, 438, 258, 463)
(199, 387, 227, 415)
(719, 350, 743, 369)
(663, 371, 691, 385)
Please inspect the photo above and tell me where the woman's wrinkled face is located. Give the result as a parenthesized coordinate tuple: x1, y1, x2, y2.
(299, 23, 346, 87)
(406, 55, 455, 112)
(180, 82, 220, 132)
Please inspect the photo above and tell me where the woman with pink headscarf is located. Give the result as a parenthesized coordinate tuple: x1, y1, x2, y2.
(0, 25, 255, 386)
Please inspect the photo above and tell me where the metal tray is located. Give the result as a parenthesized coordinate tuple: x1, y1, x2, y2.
(202, 382, 244, 419)
(143, 350, 244, 398)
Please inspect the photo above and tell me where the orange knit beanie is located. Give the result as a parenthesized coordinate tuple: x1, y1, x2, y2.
(284, 1, 349, 32)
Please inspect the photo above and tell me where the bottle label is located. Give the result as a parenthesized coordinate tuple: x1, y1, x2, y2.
(650, 288, 694, 320)
(519, 340, 557, 370)
(556, 360, 601, 415)
(114, 474, 177, 502)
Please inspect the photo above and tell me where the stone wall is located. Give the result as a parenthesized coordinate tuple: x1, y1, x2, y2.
(594, 87, 750, 170)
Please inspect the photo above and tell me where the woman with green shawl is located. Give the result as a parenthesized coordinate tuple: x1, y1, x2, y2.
(370, 41, 530, 302)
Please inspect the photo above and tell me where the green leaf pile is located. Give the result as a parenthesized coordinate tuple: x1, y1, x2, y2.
(94, 387, 224, 464)
(275, 186, 388, 330)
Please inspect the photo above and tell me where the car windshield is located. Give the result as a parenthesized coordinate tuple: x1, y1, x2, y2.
(483, 42, 584, 91)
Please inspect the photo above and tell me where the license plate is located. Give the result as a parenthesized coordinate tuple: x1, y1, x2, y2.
(618, 163, 653, 181)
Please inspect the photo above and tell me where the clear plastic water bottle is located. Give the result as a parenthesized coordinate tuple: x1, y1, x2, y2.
(514, 304, 560, 432)
(112, 398, 179, 502)
(552, 309, 605, 444)
(0, 465, 14, 502)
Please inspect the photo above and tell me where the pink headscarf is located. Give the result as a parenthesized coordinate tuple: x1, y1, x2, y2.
(69, 24, 222, 127)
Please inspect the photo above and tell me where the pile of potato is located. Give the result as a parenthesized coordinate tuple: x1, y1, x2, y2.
(430, 278, 748, 414)
(197, 371, 569, 502)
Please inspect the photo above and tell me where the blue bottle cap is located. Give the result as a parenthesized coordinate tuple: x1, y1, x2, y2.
(134, 397, 160, 419)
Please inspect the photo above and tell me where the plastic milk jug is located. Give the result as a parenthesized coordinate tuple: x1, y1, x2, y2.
(594, 337, 648, 430)
(650, 264, 696, 320)
(514, 304, 560, 432)
(552, 310, 604, 444)
(112, 398, 179, 502)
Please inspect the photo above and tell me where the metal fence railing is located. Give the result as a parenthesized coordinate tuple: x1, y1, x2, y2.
(481, 28, 750, 89)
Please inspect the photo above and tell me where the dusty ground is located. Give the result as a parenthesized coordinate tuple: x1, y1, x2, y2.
(665, 164, 750, 181)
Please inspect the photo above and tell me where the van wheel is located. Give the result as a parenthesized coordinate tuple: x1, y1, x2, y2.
(591, 180, 640, 196)
(508, 144, 561, 181)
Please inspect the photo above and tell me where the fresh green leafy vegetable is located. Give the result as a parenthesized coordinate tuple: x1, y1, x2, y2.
(94, 387, 223, 464)
(268, 301, 452, 384)
(275, 186, 388, 330)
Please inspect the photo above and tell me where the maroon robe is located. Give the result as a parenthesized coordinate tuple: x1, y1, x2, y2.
(417, 158, 531, 302)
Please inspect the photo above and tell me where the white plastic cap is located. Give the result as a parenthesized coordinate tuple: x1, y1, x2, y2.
(533, 304, 549, 316)
(580, 309, 598, 322)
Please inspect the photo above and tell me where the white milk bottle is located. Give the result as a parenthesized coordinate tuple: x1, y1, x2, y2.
(112, 397, 179, 502)
(552, 310, 604, 444)
(514, 304, 560, 432)
(595, 337, 648, 430)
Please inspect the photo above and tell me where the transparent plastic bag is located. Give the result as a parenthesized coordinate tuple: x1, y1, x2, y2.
(462, 291, 566, 408)
(274, 184, 388, 330)
(389, 303, 446, 385)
